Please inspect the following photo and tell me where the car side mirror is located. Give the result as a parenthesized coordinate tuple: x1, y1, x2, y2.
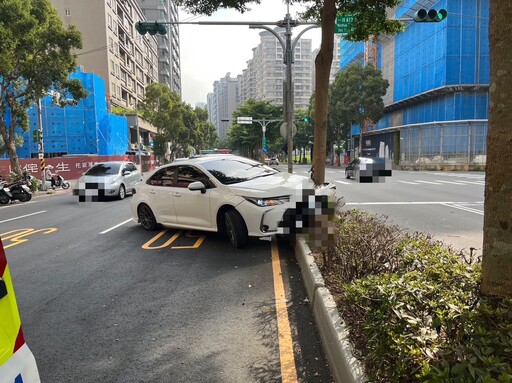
(188, 181, 206, 194)
(123, 170, 132, 176)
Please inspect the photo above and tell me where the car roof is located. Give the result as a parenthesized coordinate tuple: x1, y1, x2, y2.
(171, 154, 254, 165)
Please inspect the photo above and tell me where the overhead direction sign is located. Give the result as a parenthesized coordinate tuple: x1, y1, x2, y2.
(335, 14, 355, 34)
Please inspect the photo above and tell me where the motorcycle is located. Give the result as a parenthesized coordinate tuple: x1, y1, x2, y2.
(45, 172, 70, 190)
(0, 175, 32, 204)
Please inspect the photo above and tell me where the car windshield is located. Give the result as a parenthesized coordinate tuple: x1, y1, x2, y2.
(85, 163, 121, 176)
(202, 158, 278, 185)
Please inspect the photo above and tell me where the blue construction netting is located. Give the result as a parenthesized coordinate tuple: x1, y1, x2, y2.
(11, 67, 128, 159)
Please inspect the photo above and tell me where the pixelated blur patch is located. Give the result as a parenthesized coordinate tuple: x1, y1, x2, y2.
(359, 158, 392, 183)
(278, 188, 336, 248)
(78, 182, 107, 202)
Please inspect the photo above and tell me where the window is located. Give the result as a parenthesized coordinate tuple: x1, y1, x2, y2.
(177, 166, 212, 188)
(147, 167, 175, 187)
(65, 8, 71, 16)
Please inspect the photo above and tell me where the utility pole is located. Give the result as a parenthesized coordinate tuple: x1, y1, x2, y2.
(37, 98, 47, 191)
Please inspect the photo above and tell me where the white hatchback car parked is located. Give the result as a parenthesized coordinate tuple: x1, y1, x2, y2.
(130, 154, 337, 248)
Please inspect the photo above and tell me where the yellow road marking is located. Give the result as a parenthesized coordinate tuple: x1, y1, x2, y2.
(171, 231, 206, 249)
(271, 238, 298, 383)
(141, 229, 182, 250)
(1, 228, 57, 249)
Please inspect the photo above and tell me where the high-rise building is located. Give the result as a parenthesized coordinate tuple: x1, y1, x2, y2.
(338, 0, 489, 166)
(208, 74, 240, 141)
(137, 0, 182, 96)
(50, 0, 159, 110)
(240, 28, 314, 110)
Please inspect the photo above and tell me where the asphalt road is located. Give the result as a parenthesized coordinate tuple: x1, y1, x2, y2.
(290, 164, 484, 252)
(0, 193, 332, 383)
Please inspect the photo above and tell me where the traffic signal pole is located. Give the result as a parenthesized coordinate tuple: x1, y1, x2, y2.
(137, 14, 318, 174)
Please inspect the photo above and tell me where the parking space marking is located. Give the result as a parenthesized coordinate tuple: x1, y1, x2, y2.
(0, 211, 47, 224)
(441, 203, 484, 215)
(271, 238, 298, 383)
(141, 229, 207, 250)
(1, 228, 58, 249)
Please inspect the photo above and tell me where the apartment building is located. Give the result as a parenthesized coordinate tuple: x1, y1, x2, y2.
(208, 74, 240, 141)
(137, 0, 182, 96)
(50, 0, 159, 110)
(240, 28, 314, 110)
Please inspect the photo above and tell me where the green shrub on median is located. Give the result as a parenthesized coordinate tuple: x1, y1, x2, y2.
(316, 209, 512, 382)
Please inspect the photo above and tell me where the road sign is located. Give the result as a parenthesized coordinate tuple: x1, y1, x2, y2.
(280, 122, 297, 139)
(335, 14, 354, 34)
(237, 117, 253, 125)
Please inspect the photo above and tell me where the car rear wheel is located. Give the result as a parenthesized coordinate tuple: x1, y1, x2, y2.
(225, 210, 248, 248)
(138, 204, 157, 231)
(118, 184, 126, 200)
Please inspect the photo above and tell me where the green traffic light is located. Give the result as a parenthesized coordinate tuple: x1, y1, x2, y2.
(413, 8, 448, 23)
(436, 9, 448, 21)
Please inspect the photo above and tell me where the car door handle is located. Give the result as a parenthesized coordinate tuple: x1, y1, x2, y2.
(0, 279, 7, 300)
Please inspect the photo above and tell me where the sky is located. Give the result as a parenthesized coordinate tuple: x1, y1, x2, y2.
(178, 0, 322, 107)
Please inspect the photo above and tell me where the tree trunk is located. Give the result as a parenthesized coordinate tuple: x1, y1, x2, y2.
(2, 112, 23, 175)
(313, 0, 336, 184)
(481, 0, 512, 297)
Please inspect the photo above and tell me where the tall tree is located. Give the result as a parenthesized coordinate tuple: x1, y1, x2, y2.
(329, 63, 388, 155)
(139, 83, 185, 161)
(481, 0, 512, 297)
(0, 0, 86, 175)
(174, 0, 402, 183)
(227, 99, 281, 159)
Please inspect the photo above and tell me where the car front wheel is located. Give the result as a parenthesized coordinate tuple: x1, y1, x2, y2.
(118, 184, 126, 200)
(138, 204, 157, 231)
(225, 210, 248, 248)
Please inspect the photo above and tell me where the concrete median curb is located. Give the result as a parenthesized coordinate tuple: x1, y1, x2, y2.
(295, 237, 367, 383)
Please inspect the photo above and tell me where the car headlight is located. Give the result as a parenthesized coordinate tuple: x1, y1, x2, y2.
(244, 196, 290, 207)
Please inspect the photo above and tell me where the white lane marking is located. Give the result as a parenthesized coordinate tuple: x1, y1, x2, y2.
(0, 210, 47, 224)
(99, 218, 133, 234)
(346, 201, 483, 206)
(415, 180, 442, 185)
(334, 180, 351, 185)
(396, 181, 419, 185)
(434, 180, 468, 185)
(454, 181, 486, 185)
(441, 203, 484, 215)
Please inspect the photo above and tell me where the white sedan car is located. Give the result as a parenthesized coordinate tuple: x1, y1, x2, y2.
(130, 154, 338, 248)
(76, 161, 142, 201)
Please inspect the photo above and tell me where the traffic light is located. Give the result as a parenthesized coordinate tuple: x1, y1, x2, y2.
(32, 130, 41, 142)
(135, 21, 167, 35)
(413, 9, 448, 22)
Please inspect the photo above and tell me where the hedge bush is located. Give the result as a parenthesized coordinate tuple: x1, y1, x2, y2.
(318, 209, 512, 382)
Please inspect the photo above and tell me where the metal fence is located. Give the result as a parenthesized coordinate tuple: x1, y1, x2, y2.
(399, 120, 488, 166)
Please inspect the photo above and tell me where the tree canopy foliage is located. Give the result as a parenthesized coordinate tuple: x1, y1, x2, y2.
(139, 83, 218, 161)
(329, 63, 388, 154)
(227, 99, 282, 159)
(0, 0, 86, 175)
